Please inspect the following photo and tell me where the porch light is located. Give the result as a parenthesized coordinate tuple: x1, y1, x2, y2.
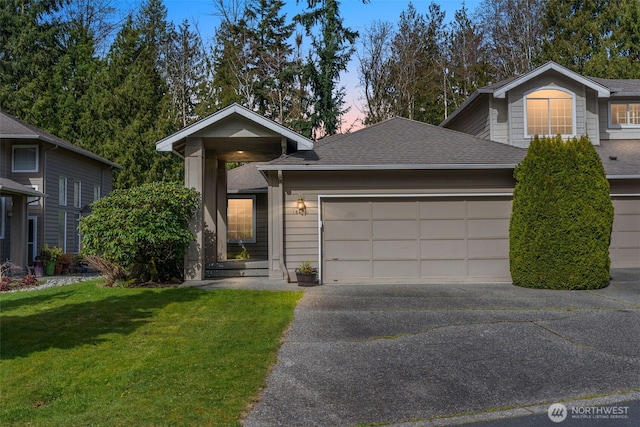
(296, 197, 307, 216)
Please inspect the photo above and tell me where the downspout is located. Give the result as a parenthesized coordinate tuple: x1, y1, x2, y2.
(278, 169, 289, 282)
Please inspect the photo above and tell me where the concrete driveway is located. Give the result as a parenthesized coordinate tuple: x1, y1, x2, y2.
(242, 269, 640, 426)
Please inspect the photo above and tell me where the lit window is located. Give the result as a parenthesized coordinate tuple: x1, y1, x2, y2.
(59, 177, 67, 206)
(610, 102, 640, 127)
(12, 145, 39, 172)
(526, 89, 574, 136)
(227, 197, 256, 243)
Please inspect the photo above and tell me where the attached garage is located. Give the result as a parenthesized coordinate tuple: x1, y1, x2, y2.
(610, 197, 640, 268)
(321, 195, 512, 283)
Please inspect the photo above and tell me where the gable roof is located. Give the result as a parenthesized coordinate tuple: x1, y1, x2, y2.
(259, 117, 527, 171)
(440, 61, 640, 128)
(156, 103, 314, 154)
(0, 112, 121, 168)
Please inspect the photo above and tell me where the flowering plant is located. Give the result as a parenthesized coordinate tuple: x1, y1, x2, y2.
(295, 259, 317, 275)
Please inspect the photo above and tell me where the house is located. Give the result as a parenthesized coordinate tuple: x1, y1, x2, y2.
(157, 62, 639, 284)
(0, 112, 120, 272)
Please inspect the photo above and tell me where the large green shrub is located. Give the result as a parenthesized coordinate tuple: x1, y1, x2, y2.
(79, 182, 200, 284)
(510, 135, 614, 289)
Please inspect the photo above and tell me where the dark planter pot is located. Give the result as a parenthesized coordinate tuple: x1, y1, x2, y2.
(296, 272, 317, 287)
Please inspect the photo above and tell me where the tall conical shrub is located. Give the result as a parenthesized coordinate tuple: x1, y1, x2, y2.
(510, 135, 613, 289)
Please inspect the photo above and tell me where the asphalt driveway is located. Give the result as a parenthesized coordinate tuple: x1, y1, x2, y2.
(242, 269, 640, 426)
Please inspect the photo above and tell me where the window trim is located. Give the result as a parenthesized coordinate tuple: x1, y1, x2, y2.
(524, 87, 576, 138)
(608, 101, 640, 128)
(227, 195, 257, 244)
(12, 144, 39, 173)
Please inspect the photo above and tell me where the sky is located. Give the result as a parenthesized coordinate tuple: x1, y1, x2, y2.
(117, 0, 483, 130)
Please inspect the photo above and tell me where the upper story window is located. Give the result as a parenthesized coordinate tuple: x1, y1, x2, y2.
(59, 177, 67, 206)
(525, 89, 575, 137)
(609, 102, 640, 127)
(73, 181, 82, 208)
(12, 145, 39, 172)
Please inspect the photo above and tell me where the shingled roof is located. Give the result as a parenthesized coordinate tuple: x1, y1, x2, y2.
(260, 117, 527, 170)
(0, 112, 120, 168)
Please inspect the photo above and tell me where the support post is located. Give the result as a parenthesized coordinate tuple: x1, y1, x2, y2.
(184, 138, 205, 280)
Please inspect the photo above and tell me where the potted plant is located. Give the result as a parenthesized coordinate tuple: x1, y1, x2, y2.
(58, 253, 75, 274)
(39, 244, 63, 276)
(295, 259, 318, 287)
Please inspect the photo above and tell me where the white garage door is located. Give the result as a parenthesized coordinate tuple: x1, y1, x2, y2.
(322, 197, 512, 283)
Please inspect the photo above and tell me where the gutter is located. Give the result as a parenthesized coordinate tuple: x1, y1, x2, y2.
(257, 164, 519, 171)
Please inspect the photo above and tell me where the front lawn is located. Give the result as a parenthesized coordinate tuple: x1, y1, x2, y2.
(0, 280, 302, 426)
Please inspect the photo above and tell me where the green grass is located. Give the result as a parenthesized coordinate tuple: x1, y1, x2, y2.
(0, 280, 302, 426)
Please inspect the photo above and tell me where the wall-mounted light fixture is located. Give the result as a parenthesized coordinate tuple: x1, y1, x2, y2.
(296, 196, 307, 216)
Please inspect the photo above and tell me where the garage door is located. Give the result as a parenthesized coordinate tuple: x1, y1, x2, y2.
(611, 197, 640, 268)
(322, 197, 512, 283)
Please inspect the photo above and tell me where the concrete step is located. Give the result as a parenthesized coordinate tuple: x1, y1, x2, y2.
(205, 259, 268, 278)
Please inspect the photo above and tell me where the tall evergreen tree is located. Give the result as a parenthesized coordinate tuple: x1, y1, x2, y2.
(0, 0, 67, 120)
(296, 0, 358, 137)
(88, 0, 181, 188)
(541, 0, 640, 78)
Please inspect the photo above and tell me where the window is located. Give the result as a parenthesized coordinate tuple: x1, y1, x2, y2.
(525, 89, 574, 136)
(610, 102, 640, 127)
(73, 181, 82, 208)
(94, 185, 101, 201)
(227, 197, 256, 243)
(59, 177, 67, 206)
(12, 145, 39, 172)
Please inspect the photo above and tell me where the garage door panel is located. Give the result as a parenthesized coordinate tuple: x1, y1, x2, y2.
(324, 260, 370, 279)
(613, 215, 640, 232)
(373, 220, 417, 239)
(468, 239, 509, 258)
(467, 200, 512, 218)
(420, 200, 465, 219)
(373, 201, 418, 219)
(421, 260, 467, 276)
(468, 259, 510, 277)
(610, 248, 640, 265)
(421, 219, 466, 239)
(467, 219, 510, 238)
(324, 202, 371, 220)
(611, 231, 640, 248)
(613, 199, 640, 215)
(323, 220, 370, 239)
(421, 240, 466, 259)
(373, 240, 418, 259)
(373, 261, 419, 278)
(325, 241, 371, 259)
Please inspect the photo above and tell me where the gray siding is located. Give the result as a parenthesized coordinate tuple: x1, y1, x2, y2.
(506, 72, 598, 148)
(489, 97, 509, 144)
(445, 97, 490, 139)
(43, 144, 114, 255)
(598, 98, 640, 140)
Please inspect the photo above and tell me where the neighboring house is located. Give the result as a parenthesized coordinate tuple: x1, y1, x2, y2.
(158, 62, 639, 284)
(0, 112, 120, 272)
